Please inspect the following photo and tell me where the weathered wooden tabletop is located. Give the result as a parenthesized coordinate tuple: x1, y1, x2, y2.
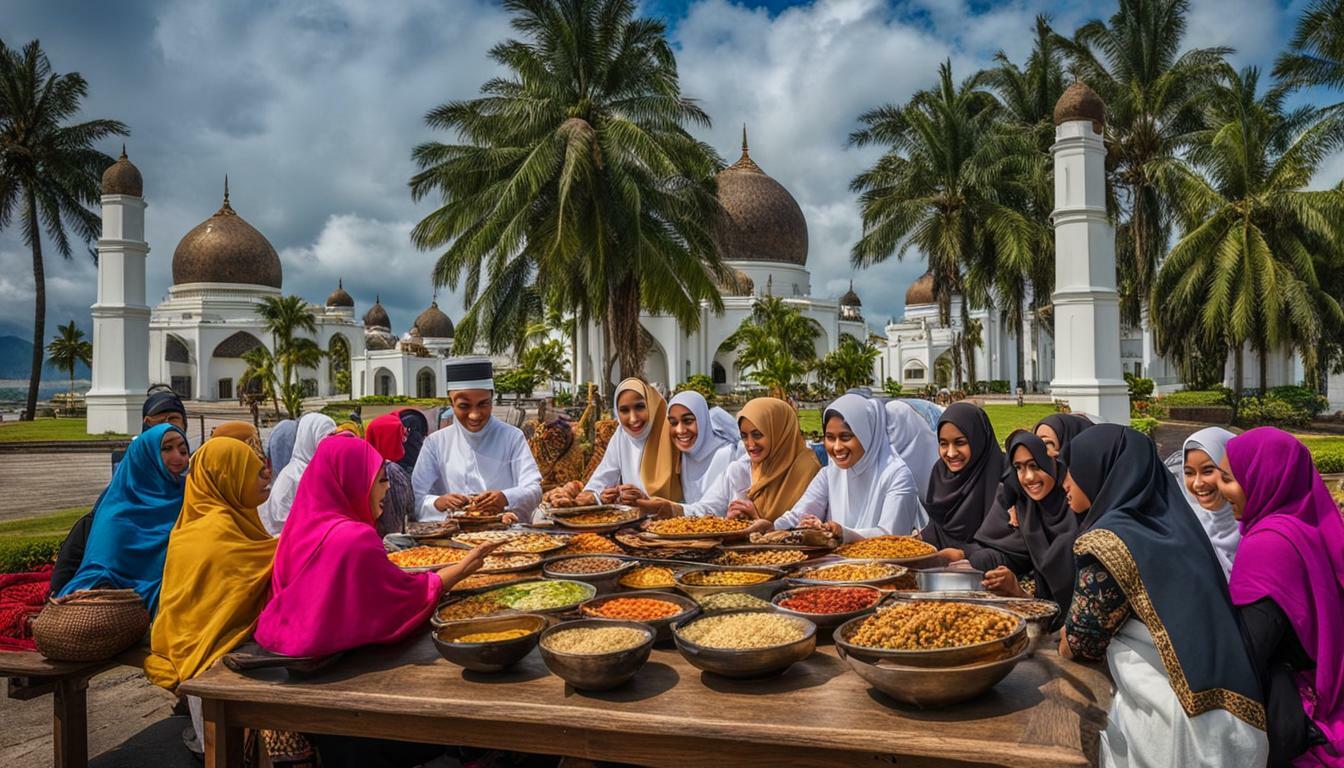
(182, 635, 1112, 768)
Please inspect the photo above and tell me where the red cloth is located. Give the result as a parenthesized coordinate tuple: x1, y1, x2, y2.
(0, 565, 52, 651)
(365, 413, 407, 463)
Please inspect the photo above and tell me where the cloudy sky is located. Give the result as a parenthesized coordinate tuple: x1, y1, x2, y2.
(2, 0, 1336, 347)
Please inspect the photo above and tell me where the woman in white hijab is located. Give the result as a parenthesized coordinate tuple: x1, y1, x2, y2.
(1176, 427, 1241, 579)
(774, 394, 924, 541)
(578, 378, 678, 505)
(636, 391, 740, 517)
(883, 399, 939, 501)
(260, 412, 336, 535)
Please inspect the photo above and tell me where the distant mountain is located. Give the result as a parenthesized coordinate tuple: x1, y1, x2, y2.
(0, 335, 91, 380)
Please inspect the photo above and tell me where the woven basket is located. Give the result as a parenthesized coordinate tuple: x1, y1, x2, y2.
(32, 589, 149, 662)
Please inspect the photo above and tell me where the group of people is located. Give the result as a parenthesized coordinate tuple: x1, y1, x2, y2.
(36, 357, 1342, 767)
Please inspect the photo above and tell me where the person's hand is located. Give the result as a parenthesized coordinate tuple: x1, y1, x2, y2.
(726, 499, 759, 520)
(436, 540, 507, 588)
(470, 491, 508, 515)
(635, 497, 678, 519)
(824, 521, 844, 539)
(746, 519, 773, 535)
(574, 491, 598, 507)
(616, 484, 647, 505)
(599, 486, 620, 505)
(798, 514, 824, 529)
(1007, 506, 1019, 527)
(435, 493, 470, 512)
(945, 559, 976, 572)
(936, 547, 965, 563)
(982, 566, 1026, 597)
(500, 512, 519, 526)
(1058, 633, 1074, 660)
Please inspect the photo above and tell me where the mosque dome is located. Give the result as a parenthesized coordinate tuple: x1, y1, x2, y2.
(905, 272, 936, 306)
(1053, 81, 1105, 130)
(101, 146, 143, 197)
(172, 179, 282, 288)
(412, 301, 454, 339)
(363, 295, 391, 329)
(840, 282, 861, 307)
(325, 278, 354, 308)
(714, 127, 808, 267)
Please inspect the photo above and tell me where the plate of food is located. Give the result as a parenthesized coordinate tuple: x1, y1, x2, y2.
(448, 570, 542, 594)
(642, 516, 753, 540)
(388, 546, 470, 570)
(555, 532, 625, 556)
(551, 507, 643, 532)
(788, 560, 910, 587)
(710, 548, 810, 568)
(833, 535, 939, 566)
(834, 600, 1027, 668)
(745, 528, 837, 549)
(405, 520, 460, 540)
(452, 530, 568, 554)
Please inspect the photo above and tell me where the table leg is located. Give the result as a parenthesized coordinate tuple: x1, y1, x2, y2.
(202, 699, 243, 768)
(52, 677, 88, 768)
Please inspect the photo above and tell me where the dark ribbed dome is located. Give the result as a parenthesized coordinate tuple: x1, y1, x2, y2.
(172, 179, 282, 288)
(101, 146, 143, 197)
(1054, 81, 1105, 131)
(905, 272, 936, 306)
(840, 281, 861, 307)
(363, 295, 391, 329)
(714, 128, 808, 267)
(326, 278, 354, 307)
(412, 301, 454, 338)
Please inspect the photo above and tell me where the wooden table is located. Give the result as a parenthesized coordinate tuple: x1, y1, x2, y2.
(182, 636, 1113, 768)
(0, 647, 147, 768)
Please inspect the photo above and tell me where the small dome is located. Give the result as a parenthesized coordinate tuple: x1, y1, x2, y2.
(101, 146, 143, 197)
(172, 179, 282, 288)
(1053, 81, 1105, 130)
(905, 272, 936, 306)
(413, 301, 454, 339)
(365, 331, 396, 351)
(326, 278, 354, 307)
(840, 281, 861, 307)
(363, 294, 391, 329)
(714, 127, 808, 267)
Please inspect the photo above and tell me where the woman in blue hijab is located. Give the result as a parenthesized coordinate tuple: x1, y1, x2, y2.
(267, 419, 298, 474)
(56, 424, 190, 614)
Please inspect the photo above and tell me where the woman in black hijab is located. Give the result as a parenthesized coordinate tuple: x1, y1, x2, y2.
(921, 402, 1003, 551)
(1035, 413, 1091, 458)
(396, 408, 429, 473)
(1060, 424, 1267, 765)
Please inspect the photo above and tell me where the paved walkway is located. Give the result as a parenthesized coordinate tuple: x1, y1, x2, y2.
(0, 453, 110, 521)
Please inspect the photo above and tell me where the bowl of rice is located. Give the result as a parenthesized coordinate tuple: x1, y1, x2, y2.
(671, 609, 817, 678)
(538, 619, 656, 691)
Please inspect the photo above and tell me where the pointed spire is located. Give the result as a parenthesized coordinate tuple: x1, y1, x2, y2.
(375, 293, 381, 304)
(338, 277, 343, 289)
(741, 124, 749, 155)
(119, 143, 127, 160)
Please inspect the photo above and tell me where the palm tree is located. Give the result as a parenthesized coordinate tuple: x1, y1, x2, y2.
(45, 320, 90, 408)
(409, 0, 727, 383)
(253, 295, 322, 418)
(1153, 65, 1344, 394)
(1274, 0, 1344, 97)
(815, 336, 880, 393)
(239, 345, 281, 416)
(0, 40, 127, 420)
(521, 338, 570, 389)
(1056, 0, 1229, 324)
(960, 317, 984, 387)
(728, 295, 819, 399)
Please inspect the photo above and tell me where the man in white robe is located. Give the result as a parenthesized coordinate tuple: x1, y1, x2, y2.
(410, 357, 543, 522)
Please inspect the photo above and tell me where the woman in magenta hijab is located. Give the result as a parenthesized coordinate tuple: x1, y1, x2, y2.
(1219, 427, 1342, 766)
(255, 437, 500, 658)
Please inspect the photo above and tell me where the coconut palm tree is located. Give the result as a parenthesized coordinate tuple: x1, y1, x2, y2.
(409, 0, 726, 383)
(1274, 0, 1344, 97)
(239, 346, 281, 416)
(0, 40, 127, 420)
(728, 295, 819, 399)
(1055, 0, 1229, 324)
(1153, 66, 1344, 394)
(45, 320, 91, 406)
(253, 295, 322, 418)
(815, 335, 880, 394)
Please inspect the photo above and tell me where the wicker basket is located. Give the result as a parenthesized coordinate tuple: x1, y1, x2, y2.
(32, 589, 149, 662)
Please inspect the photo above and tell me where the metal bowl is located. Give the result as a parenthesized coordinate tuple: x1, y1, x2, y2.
(770, 585, 884, 628)
(914, 567, 986, 592)
(431, 614, 548, 672)
(672, 609, 817, 679)
(787, 559, 910, 588)
(834, 605, 1028, 668)
(672, 566, 787, 602)
(578, 590, 700, 642)
(542, 555, 637, 594)
(888, 593, 1060, 656)
(538, 619, 656, 691)
(838, 644, 1028, 709)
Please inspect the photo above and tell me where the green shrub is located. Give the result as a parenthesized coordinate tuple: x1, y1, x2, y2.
(988, 380, 1011, 394)
(1130, 417, 1159, 436)
(0, 537, 61, 574)
(674, 374, 717, 406)
(1161, 389, 1232, 407)
(552, 390, 574, 407)
(1266, 386, 1327, 417)
(883, 377, 903, 397)
(494, 368, 538, 396)
(1310, 445, 1344, 474)
(1236, 396, 1311, 429)
(1125, 373, 1155, 400)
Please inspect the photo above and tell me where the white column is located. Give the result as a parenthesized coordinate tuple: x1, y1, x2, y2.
(1049, 117, 1129, 423)
(86, 192, 150, 433)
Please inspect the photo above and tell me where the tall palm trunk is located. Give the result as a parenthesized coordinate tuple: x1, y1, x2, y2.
(24, 188, 44, 421)
(609, 276, 645, 382)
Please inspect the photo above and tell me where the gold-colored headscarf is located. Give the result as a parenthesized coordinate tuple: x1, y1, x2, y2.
(614, 378, 681, 502)
(738, 397, 821, 521)
(209, 421, 266, 462)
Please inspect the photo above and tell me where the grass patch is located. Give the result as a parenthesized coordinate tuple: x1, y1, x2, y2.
(0, 507, 88, 573)
(0, 418, 129, 443)
(798, 402, 1059, 441)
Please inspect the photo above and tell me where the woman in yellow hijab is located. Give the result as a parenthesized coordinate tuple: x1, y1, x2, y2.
(578, 378, 680, 503)
(730, 397, 821, 522)
(209, 420, 267, 462)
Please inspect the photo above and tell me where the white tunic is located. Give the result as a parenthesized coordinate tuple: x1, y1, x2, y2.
(681, 457, 752, 517)
(668, 392, 741, 504)
(582, 426, 649, 494)
(773, 458, 925, 542)
(411, 417, 543, 522)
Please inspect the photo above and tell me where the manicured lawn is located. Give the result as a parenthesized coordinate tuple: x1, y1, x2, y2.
(0, 418, 129, 443)
(0, 506, 87, 573)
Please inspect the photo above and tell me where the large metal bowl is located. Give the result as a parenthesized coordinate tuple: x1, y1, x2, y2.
(578, 590, 699, 642)
(770, 585, 884, 628)
(673, 566, 787, 602)
(538, 619, 655, 691)
(431, 614, 547, 672)
(914, 567, 985, 592)
(889, 593, 1060, 657)
(839, 644, 1028, 709)
(834, 605, 1028, 668)
(672, 609, 817, 679)
(542, 555, 637, 595)
(787, 559, 910, 588)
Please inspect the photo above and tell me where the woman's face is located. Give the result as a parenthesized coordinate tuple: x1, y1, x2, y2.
(1183, 449, 1229, 511)
(368, 464, 389, 520)
(1012, 445, 1055, 501)
(1035, 424, 1062, 457)
(160, 430, 190, 477)
(938, 422, 972, 472)
(739, 417, 771, 465)
(1062, 470, 1091, 514)
(1216, 454, 1247, 520)
(451, 389, 493, 433)
(617, 390, 649, 436)
(824, 415, 865, 470)
(242, 463, 272, 508)
(668, 404, 698, 453)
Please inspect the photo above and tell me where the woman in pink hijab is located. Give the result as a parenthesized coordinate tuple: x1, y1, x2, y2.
(1219, 427, 1343, 767)
(256, 437, 500, 658)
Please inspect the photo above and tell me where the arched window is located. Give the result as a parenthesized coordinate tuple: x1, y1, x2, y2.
(712, 361, 727, 385)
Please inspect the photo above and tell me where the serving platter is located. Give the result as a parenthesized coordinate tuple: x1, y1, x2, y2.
(551, 507, 645, 533)
(545, 503, 632, 518)
(450, 530, 569, 554)
(787, 560, 910, 588)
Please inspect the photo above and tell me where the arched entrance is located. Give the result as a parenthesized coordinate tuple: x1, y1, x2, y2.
(328, 334, 352, 397)
(212, 331, 266, 402)
(373, 367, 397, 397)
(415, 367, 436, 398)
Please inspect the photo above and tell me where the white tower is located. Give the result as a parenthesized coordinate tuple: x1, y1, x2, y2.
(1049, 83, 1129, 424)
(86, 147, 150, 434)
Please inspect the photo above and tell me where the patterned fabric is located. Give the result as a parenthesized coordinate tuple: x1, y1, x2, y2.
(0, 566, 52, 651)
(260, 729, 315, 765)
(582, 420, 619, 480)
(1065, 556, 1132, 661)
(376, 462, 414, 537)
